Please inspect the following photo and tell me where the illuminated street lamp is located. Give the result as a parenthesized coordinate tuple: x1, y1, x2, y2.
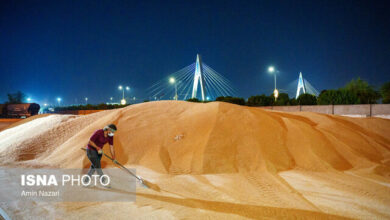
(118, 85, 130, 105)
(57, 97, 62, 106)
(268, 66, 278, 100)
(268, 66, 276, 89)
(169, 77, 178, 100)
(273, 89, 279, 100)
(85, 97, 88, 105)
(27, 97, 31, 102)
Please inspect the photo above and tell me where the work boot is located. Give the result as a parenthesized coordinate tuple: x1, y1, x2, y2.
(101, 176, 111, 188)
(82, 175, 92, 188)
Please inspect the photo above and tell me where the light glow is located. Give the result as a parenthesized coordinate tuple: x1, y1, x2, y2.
(274, 89, 279, 99)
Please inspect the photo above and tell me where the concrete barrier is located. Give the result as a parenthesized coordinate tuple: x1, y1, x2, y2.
(301, 105, 333, 114)
(372, 104, 390, 115)
(272, 106, 300, 112)
(55, 104, 390, 118)
(334, 105, 370, 116)
(256, 104, 390, 119)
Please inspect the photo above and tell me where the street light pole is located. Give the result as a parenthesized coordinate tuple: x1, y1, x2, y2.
(118, 85, 124, 105)
(174, 83, 178, 100)
(274, 74, 277, 91)
(268, 66, 278, 101)
(118, 85, 130, 105)
(125, 86, 130, 103)
(169, 77, 177, 100)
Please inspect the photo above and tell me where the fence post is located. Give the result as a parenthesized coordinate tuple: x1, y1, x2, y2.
(369, 104, 372, 117)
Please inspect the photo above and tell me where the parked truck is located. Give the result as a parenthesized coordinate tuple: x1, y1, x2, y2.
(0, 103, 40, 118)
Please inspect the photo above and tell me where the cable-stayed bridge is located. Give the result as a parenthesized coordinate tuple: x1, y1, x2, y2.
(295, 72, 319, 98)
(148, 54, 236, 101)
(148, 54, 319, 101)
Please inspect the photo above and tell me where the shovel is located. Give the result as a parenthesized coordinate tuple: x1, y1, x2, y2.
(81, 148, 149, 188)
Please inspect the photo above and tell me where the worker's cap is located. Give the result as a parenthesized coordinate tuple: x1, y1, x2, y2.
(104, 124, 117, 132)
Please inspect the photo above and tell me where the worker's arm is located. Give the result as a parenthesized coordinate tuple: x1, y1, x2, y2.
(88, 140, 101, 151)
(109, 145, 116, 160)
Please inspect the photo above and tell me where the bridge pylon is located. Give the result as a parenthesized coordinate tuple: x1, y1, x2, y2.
(191, 54, 207, 101)
(296, 72, 306, 99)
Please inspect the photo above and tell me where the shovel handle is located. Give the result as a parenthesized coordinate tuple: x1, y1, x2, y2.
(81, 148, 141, 181)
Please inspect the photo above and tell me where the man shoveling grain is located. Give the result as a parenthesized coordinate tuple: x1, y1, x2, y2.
(83, 124, 118, 187)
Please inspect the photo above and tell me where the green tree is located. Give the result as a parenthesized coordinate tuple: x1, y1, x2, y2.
(97, 103, 108, 110)
(337, 89, 359, 104)
(274, 93, 289, 106)
(344, 78, 380, 104)
(247, 95, 274, 106)
(380, 82, 390, 104)
(297, 93, 317, 105)
(7, 91, 26, 104)
(318, 90, 334, 105)
(318, 89, 355, 105)
(216, 96, 245, 105)
(54, 103, 126, 111)
(186, 98, 200, 102)
(289, 98, 298, 105)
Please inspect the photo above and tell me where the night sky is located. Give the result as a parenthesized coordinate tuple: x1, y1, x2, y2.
(1, 0, 389, 105)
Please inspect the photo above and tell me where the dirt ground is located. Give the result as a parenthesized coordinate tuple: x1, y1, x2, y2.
(0, 119, 22, 131)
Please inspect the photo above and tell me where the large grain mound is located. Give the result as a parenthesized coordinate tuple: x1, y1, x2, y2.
(1, 101, 390, 219)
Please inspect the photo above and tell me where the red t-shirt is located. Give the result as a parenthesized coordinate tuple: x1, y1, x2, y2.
(87, 129, 113, 151)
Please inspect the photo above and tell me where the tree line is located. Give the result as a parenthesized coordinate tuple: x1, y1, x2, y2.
(188, 78, 390, 106)
(54, 104, 126, 111)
